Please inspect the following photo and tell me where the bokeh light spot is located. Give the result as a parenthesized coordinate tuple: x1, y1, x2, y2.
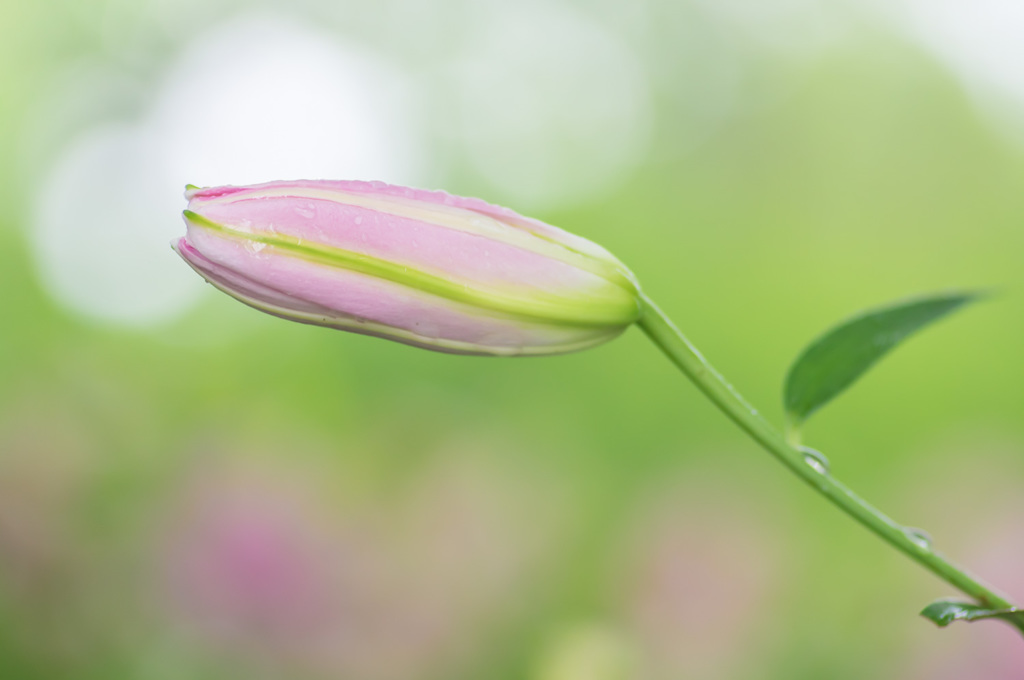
(151, 12, 426, 188)
(32, 123, 203, 327)
(450, 2, 652, 211)
(898, 0, 1024, 145)
(30, 11, 426, 328)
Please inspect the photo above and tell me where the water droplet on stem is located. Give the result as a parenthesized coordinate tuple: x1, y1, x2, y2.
(903, 527, 933, 551)
(799, 446, 830, 475)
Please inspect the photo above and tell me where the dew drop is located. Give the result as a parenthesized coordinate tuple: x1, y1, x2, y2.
(903, 527, 933, 551)
(245, 240, 267, 255)
(295, 203, 316, 219)
(415, 322, 440, 339)
(354, 215, 363, 225)
(799, 446, 830, 475)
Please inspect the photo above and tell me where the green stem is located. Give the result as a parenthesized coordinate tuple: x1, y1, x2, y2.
(637, 294, 1021, 624)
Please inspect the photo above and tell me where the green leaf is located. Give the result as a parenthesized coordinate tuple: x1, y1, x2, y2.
(920, 599, 1023, 628)
(784, 292, 982, 428)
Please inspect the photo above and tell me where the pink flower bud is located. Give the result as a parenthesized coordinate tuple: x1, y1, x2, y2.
(174, 180, 641, 355)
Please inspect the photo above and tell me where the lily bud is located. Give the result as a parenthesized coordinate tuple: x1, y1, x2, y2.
(174, 180, 641, 356)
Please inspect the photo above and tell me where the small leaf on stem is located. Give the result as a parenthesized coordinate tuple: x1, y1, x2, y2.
(784, 292, 982, 429)
(920, 599, 1023, 628)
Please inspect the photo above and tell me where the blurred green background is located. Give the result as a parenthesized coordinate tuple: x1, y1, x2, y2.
(3, 0, 1024, 678)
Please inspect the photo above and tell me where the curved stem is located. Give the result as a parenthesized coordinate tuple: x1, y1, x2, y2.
(637, 294, 1020, 622)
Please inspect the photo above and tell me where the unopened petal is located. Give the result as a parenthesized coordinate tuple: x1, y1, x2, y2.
(187, 180, 638, 293)
(174, 236, 623, 356)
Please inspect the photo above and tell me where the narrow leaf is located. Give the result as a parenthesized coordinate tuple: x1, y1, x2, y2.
(784, 292, 982, 427)
(920, 599, 1022, 628)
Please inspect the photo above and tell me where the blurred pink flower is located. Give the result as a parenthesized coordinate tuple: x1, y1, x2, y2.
(614, 463, 790, 679)
(154, 442, 564, 679)
(0, 395, 90, 599)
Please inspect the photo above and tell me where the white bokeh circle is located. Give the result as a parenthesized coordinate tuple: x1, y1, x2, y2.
(151, 13, 426, 188)
(30, 11, 427, 329)
(32, 123, 203, 327)
(450, 2, 652, 212)
(895, 0, 1024, 145)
